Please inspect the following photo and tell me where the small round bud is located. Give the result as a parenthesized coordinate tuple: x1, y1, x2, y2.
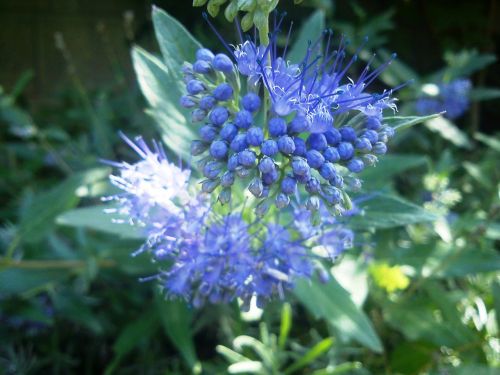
(288, 114, 310, 133)
(180, 95, 196, 108)
(201, 178, 220, 193)
(209, 140, 228, 159)
(373, 142, 388, 155)
(238, 149, 256, 167)
(338, 142, 354, 160)
(363, 130, 379, 144)
(209, 106, 229, 126)
(258, 157, 275, 174)
(365, 116, 382, 130)
(362, 154, 378, 166)
(220, 171, 235, 187)
(307, 133, 328, 151)
(347, 158, 365, 173)
(291, 157, 310, 176)
(293, 137, 306, 156)
(268, 117, 287, 137)
(306, 196, 321, 211)
(228, 154, 239, 171)
(275, 193, 290, 209)
(218, 188, 231, 204)
(261, 139, 279, 156)
(234, 110, 253, 129)
(322, 185, 341, 204)
(190, 140, 208, 156)
(340, 126, 357, 142)
(278, 135, 295, 155)
(324, 129, 341, 145)
(306, 177, 321, 194)
(213, 53, 233, 72)
(220, 123, 238, 141)
(193, 60, 212, 74)
(262, 168, 279, 185)
(281, 176, 297, 195)
(241, 92, 261, 112)
(319, 163, 336, 180)
(246, 127, 264, 146)
(323, 147, 340, 162)
(199, 95, 216, 111)
(329, 174, 344, 188)
(230, 133, 248, 152)
(305, 150, 325, 169)
(203, 161, 223, 179)
(355, 137, 372, 152)
(199, 125, 218, 142)
(186, 79, 205, 95)
(248, 177, 264, 197)
(213, 83, 233, 101)
(255, 200, 270, 217)
(196, 48, 215, 62)
(191, 108, 207, 122)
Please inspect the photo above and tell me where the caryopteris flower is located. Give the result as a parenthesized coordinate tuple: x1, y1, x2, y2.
(416, 78, 472, 119)
(180, 12, 402, 215)
(106, 135, 354, 307)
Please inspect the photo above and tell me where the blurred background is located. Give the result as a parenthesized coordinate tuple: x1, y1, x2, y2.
(0, 0, 499, 374)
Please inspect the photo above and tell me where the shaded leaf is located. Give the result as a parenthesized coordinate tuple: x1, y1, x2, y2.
(385, 113, 443, 131)
(288, 10, 325, 63)
(350, 194, 438, 229)
(294, 277, 383, 352)
(56, 205, 145, 239)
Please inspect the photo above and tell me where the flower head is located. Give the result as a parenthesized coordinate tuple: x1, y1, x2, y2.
(416, 78, 472, 119)
(180, 14, 401, 215)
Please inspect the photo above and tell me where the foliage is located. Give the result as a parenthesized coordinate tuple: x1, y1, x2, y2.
(1, 1, 499, 374)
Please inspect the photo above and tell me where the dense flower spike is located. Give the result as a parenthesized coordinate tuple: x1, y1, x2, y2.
(106, 135, 354, 307)
(415, 79, 472, 119)
(180, 14, 400, 214)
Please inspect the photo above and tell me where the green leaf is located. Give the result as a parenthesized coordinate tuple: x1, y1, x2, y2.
(359, 154, 427, 187)
(56, 205, 145, 239)
(425, 116, 472, 148)
(18, 168, 109, 243)
(104, 307, 159, 375)
(389, 342, 434, 375)
(294, 277, 383, 352)
(385, 113, 443, 131)
(152, 6, 201, 81)
(474, 132, 500, 152)
(384, 297, 475, 348)
(350, 194, 438, 229)
(155, 294, 198, 370)
(469, 87, 500, 101)
(377, 48, 420, 86)
(279, 303, 292, 349)
(0, 268, 70, 296)
(284, 337, 334, 374)
(132, 47, 196, 161)
(288, 10, 325, 63)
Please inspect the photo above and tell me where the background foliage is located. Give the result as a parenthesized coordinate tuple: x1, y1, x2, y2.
(1, 1, 499, 374)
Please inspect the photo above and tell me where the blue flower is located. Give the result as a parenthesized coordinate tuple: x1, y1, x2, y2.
(415, 78, 472, 119)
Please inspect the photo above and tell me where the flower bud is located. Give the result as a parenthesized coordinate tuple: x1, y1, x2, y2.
(218, 188, 232, 204)
(240, 11, 254, 32)
(275, 193, 290, 209)
(224, 0, 239, 22)
(248, 177, 264, 197)
(201, 178, 220, 193)
(190, 140, 208, 156)
(306, 196, 320, 211)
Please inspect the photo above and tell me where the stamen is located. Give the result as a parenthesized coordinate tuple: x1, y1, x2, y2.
(202, 12, 235, 57)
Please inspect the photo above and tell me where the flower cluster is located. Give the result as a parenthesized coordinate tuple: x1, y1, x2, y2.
(415, 78, 472, 119)
(180, 19, 398, 215)
(105, 135, 353, 307)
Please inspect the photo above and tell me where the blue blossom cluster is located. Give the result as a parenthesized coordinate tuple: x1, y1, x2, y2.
(415, 78, 472, 119)
(180, 20, 398, 214)
(106, 135, 353, 307)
